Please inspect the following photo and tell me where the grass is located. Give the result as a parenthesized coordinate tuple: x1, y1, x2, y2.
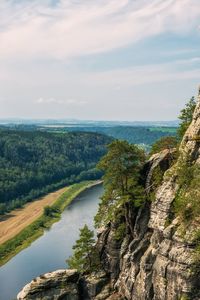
(0, 180, 100, 267)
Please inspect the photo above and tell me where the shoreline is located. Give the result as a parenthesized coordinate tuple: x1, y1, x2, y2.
(0, 187, 68, 245)
(0, 180, 102, 267)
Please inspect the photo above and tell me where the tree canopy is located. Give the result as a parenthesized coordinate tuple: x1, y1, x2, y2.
(0, 130, 111, 214)
(34, 125, 177, 147)
(95, 140, 145, 227)
(150, 136, 178, 156)
(178, 96, 196, 139)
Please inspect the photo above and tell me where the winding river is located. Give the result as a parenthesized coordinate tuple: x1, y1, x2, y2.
(0, 184, 103, 300)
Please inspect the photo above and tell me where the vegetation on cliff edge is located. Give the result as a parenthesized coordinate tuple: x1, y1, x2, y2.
(177, 96, 196, 139)
(95, 140, 145, 228)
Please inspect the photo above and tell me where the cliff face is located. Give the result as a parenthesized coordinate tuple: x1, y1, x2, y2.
(18, 91, 200, 300)
(97, 92, 200, 300)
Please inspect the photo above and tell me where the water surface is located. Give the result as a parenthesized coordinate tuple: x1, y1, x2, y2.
(0, 184, 103, 300)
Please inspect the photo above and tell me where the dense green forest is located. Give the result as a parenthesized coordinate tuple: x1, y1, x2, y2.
(1, 124, 177, 147)
(0, 130, 111, 214)
(41, 126, 177, 147)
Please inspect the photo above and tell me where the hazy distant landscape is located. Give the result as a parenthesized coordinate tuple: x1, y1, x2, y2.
(0, 118, 179, 127)
(0, 119, 177, 152)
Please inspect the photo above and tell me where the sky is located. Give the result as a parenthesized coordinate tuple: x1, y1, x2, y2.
(0, 0, 200, 121)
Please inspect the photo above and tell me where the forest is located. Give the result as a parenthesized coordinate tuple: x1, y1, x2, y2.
(41, 126, 177, 149)
(60, 125, 177, 146)
(0, 124, 177, 147)
(0, 130, 111, 214)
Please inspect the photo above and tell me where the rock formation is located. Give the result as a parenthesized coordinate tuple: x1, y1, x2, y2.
(17, 270, 80, 300)
(18, 89, 200, 300)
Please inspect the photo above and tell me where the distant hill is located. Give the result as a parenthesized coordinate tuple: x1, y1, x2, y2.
(52, 126, 177, 146)
(0, 120, 177, 151)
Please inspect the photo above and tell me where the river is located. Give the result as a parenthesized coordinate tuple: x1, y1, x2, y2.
(0, 184, 103, 300)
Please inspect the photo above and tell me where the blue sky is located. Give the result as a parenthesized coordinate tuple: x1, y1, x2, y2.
(0, 0, 200, 121)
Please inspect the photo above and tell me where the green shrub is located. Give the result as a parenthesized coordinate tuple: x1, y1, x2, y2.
(114, 222, 126, 241)
(150, 136, 178, 156)
(174, 162, 200, 223)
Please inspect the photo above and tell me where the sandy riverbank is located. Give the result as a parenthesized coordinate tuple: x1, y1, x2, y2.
(0, 187, 67, 245)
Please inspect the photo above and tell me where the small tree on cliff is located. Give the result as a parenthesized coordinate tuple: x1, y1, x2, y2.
(150, 136, 178, 156)
(178, 96, 196, 139)
(67, 225, 96, 273)
(95, 140, 145, 227)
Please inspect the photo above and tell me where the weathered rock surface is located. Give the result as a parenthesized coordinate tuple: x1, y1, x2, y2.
(17, 269, 80, 300)
(17, 270, 111, 300)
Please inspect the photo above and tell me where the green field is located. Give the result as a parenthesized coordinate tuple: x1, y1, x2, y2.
(149, 127, 177, 133)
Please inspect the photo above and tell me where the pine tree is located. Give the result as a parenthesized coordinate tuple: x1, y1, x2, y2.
(67, 225, 95, 272)
(95, 140, 145, 227)
(178, 96, 196, 139)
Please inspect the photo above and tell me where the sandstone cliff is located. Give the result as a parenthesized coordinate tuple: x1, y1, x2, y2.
(18, 90, 200, 300)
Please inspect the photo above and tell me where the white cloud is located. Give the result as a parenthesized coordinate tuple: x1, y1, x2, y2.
(36, 97, 87, 105)
(0, 0, 199, 61)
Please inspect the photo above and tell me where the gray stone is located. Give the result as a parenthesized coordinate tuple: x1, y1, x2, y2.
(17, 269, 80, 300)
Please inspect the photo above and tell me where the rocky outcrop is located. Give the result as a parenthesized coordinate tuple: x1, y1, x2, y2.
(94, 89, 200, 299)
(144, 148, 176, 194)
(17, 269, 113, 300)
(99, 90, 200, 300)
(17, 270, 80, 300)
(18, 89, 200, 300)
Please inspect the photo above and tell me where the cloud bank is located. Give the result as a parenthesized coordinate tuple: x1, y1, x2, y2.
(0, 0, 200, 61)
(0, 0, 200, 120)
